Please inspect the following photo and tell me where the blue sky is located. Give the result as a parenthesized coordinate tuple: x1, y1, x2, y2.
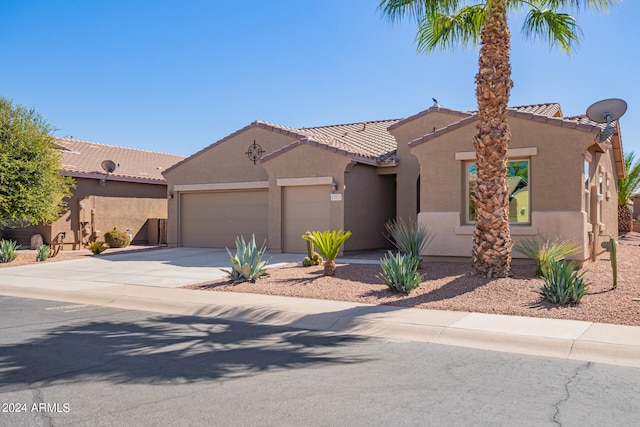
(1, 0, 638, 157)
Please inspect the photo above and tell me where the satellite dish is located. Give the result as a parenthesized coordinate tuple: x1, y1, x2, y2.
(586, 98, 627, 143)
(586, 98, 627, 123)
(101, 160, 118, 174)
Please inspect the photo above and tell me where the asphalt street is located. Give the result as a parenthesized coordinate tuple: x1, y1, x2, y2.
(1, 296, 639, 426)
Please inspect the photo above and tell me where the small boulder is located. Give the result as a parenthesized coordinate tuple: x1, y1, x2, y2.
(31, 234, 43, 250)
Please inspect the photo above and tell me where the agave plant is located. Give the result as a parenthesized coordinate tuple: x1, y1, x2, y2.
(36, 244, 50, 262)
(513, 236, 579, 277)
(384, 218, 433, 266)
(0, 239, 20, 263)
(378, 251, 423, 294)
(223, 234, 271, 284)
(302, 230, 351, 276)
(540, 260, 589, 305)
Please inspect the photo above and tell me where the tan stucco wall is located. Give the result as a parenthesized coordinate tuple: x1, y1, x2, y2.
(343, 163, 396, 251)
(5, 177, 167, 250)
(261, 144, 352, 252)
(389, 110, 469, 221)
(164, 126, 299, 247)
(411, 115, 611, 262)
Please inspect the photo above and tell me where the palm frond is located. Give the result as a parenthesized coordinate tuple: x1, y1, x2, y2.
(379, 0, 463, 22)
(618, 151, 640, 206)
(522, 8, 581, 54)
(416, 5, 485, 52)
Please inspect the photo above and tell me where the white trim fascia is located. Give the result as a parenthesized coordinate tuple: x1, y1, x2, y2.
(455, 147, 538, 161)
(174, 181, 269, 192)
(277, 176, 333, 187)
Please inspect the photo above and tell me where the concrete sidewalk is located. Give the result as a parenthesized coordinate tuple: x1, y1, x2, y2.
(0, 248, 639, 368)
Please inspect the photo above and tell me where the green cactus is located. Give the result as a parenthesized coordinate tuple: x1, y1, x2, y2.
(302, 231, 323, 266)
(610, 236, 617, 289)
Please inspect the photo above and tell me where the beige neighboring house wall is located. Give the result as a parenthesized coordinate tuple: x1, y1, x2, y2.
(410, 108, 623, 263)
(2, 138, 184, 249)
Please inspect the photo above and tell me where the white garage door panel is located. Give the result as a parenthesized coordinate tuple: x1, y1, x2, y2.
(181, 190, 268, 248)
(283, 185, 331, 253)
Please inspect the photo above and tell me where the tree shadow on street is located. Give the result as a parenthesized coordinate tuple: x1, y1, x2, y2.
(0, 313, 369, 390)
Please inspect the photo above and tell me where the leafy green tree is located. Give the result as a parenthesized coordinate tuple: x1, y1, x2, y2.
(379, 0, 615, 277)
(618, 151, 640, 232)
(0, 98, 74, 227)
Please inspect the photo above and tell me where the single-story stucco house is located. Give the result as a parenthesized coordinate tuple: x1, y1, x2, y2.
(164, 101, 624, 261)
(2, 138, 185, 249)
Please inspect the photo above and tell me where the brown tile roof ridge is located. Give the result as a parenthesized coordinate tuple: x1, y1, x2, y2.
(56, 137, 185, 183)
(388, 106, 473, 130)
(408, 106, 603, 148)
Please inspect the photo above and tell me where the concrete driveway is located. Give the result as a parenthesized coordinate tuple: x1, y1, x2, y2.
(0, 248, 304, 291)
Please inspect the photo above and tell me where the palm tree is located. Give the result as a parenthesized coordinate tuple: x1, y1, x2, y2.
(379, 0, 615, 277)
(618, 152, 640, 232)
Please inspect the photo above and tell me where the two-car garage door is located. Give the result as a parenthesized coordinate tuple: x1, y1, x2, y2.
(179, 184, 331, 252)
(180, 190, 268, 248)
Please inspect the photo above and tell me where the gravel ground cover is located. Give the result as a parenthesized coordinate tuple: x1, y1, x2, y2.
(186, 236, 640, 327)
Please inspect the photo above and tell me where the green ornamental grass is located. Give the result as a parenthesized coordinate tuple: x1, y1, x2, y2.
(513, 237, 579, 276)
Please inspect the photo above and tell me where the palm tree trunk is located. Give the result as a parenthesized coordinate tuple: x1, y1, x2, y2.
(471, 0, 513, 278)
(618, 204, 633, 232)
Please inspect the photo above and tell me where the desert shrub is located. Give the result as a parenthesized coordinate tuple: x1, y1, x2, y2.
(104, 228, 131, 248)
(302, 230, 351, 276)
(513, 236, 579, 276)
(0, 239, 20, 263)
(384, 218, 433, 265)
(378, 251, 423, 294)
(87, 241, 107, 254)
(302, 231, 323, 266)
(36, 244, 50, 262)
(540, 260, 589, 305)
(223, 234, 270, 284)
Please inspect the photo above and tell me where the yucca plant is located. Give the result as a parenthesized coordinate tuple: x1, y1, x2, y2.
(36, 244, 50, 262)
(540, 260, 589, 305)
(87, 241, 107, 255)
(513, 237, 579, 277)
(378, 251, 423, 294)
(0, 239, 20, 263)
(302, 230, 352, 276)
(384, 218, 433, 267)
(223, 234, 271, 284)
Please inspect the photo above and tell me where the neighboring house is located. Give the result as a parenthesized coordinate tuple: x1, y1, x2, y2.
(2, 138, 185, 249)
(164, 102, 625, 261)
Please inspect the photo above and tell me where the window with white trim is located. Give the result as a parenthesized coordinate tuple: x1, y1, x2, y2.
(466, 159, 530, 224)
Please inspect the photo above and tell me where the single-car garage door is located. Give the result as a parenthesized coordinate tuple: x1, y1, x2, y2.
(180, 190, 268, 248)
(283, 185, 331, 253)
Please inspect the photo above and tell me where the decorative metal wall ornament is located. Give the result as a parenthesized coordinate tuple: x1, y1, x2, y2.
(245, 140, 265, 165)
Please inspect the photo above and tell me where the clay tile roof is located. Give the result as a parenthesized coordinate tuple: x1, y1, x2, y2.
(299, 119, 400, 160)
(55, 138, 185, 184)
(510, 103, 562, 117)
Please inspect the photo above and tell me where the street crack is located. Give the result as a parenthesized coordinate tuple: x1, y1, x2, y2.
(552, 361, 592, 426)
